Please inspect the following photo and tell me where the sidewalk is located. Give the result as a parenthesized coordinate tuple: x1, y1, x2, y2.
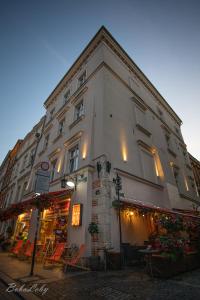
(1, 252, 200, 300)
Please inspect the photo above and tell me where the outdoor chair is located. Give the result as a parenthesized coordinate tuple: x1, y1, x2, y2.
(63, 244, 89, 271)
(10, 240, 24, 256)
(43, 242, 66, 266)
(24, 242, 34, 258)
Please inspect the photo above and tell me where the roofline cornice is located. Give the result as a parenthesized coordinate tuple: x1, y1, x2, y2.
(43, 26, 182, 125)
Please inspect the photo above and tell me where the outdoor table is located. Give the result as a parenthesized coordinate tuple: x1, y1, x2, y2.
(138, 249, 160, 277)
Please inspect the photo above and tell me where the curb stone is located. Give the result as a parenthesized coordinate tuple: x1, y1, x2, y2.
(0, 271, 41, 300)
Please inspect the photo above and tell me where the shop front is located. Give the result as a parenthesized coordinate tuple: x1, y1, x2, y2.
(119, 199, 200, 276)
(13, 211, 32, 241)
(0, 190, 72, 249)
(39, 198, 70, 246)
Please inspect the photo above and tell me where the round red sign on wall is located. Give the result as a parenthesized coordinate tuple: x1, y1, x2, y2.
(41, 161, 49, 171)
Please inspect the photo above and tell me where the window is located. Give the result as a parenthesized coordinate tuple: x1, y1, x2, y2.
(74, 100, 84, 120)
(15, 163, 19, 177)
(135, 105, 146, 129)
(64, 90, 70, 104)
(49, 108, 55, 121)
(157, 107, 163, 117)
(140, 148, 157, 183)
(50, 160, 57, 181)
(16, 185, 21, 202)
(78, 71, 86, 88)
(23, 154, 28, 168)
(172, 166, 181, 190)
(58, 119, 65, 135)
(8, 190, 13, 206)
(22, 181, 28, 196)
(69, 145, 79, 173)
(29, 148, 35, 165)
(44, 135, 49, 150)
(165, 134, 175, 152)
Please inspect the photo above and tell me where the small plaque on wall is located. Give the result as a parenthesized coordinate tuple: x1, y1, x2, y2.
(71, 204, 83, 226)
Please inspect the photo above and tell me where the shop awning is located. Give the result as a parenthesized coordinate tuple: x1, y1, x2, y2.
(0, 190, 72, 222)
(120, 198, 200, 221)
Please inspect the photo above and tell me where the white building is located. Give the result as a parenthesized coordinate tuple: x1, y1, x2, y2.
(0, 26, 199, 257)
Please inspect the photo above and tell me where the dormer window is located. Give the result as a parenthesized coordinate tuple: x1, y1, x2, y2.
(78, 71, 86, 88)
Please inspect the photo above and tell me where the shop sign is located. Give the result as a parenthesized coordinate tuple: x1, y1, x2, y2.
(71, 204, 83, 226)
(34, 170, 50, 193)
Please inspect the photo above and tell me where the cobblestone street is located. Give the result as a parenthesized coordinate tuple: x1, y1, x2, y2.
(1, 252, 200, 300)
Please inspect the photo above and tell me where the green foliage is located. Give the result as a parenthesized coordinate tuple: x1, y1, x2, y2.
(88, 222, 99, 235)
(158, 215, 184, 233)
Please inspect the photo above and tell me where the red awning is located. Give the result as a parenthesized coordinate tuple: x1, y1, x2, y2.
(120, 198, 200, 221)
(0, 190, 72, 222)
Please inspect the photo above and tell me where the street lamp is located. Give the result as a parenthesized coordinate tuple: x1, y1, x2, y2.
(113, 173, 123, 268)
(61, 176, 77, 190)
(66, 180, 75, 188)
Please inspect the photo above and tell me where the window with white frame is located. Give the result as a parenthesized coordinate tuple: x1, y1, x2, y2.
(74, 100, 84, 121)
(68, 145, 79, 173)
(140, 148, 157, 183)
(50, 160, 57, 181)
(78, 71, 86, 88)
(64, 89, 70, 104)
(58, 119, 65, 135)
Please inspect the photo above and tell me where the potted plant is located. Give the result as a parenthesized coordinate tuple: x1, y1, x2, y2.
(88, 222, 99, 239)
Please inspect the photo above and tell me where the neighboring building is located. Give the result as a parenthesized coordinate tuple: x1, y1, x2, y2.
(0, 27, 199, 257)
(0, 141, 22, 209)
(189, 153, 200, 198)
(0, 117, 45, 234)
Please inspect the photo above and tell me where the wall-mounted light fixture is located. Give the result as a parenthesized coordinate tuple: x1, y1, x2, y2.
(61, 174, 86, 190)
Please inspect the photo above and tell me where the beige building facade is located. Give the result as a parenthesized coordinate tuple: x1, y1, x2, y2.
(0, 27, 199, 256)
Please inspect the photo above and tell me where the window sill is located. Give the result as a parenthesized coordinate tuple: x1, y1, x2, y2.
(45, 119, 53, 128)
(136, 124, 152, 137)
(38, 149, 46, 156)
(167, 148, 177, 158)
(53, 133, 63, 144)
(179, 193, 199, 203)
(69, 115, 85, 130)
(56, 102, 70, 120)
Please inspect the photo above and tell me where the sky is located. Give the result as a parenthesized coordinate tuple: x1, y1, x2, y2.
(0, 0, 200, 163)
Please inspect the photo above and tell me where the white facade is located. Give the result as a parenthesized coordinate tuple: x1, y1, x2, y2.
(1, 27, 199, 254)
